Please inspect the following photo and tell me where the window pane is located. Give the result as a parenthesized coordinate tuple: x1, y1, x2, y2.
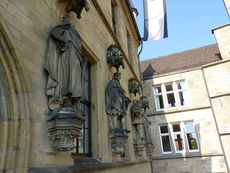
(84, 129, 89, 153)
(167, 93, 176, 108)
(84, 64, 89, 81)
(160, 126, 168, 134)
(84, 107, 89, 128)
(76, 63, 91, 155)
(161, 136, 171, 152)
(187, 133, 198, 150)
(165, 84, 173, 92)
(80, 103, 84, 112)
(84, 81, 89, 101)
(185, 122, 195, 132)
(155, 87, 162, 94)
(174, 134, 184, 151)
(156, 95, 164, 109)
(172, 124, 181, 132)
(77, 129, 84, 153)
(179, 91, 185, 106)
(177, 81, 185, 90)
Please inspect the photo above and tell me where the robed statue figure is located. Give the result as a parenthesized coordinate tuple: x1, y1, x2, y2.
(44, 15, 87, 111)
(105, 72, 131, 134)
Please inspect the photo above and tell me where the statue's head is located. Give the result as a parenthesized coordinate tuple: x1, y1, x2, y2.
(113, 72, 121, 80)
(62, 15, 73, 28)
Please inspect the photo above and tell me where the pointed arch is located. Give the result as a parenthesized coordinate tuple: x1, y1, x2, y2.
(0, 15, 31, 172)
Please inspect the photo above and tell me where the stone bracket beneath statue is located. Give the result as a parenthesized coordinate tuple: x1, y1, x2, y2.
(110, 133, 128, 155)
(133, 138, 145, 157)
(47, 106, 85, 151)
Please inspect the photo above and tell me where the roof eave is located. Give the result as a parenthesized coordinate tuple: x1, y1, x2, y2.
(126, 0, 142, 41)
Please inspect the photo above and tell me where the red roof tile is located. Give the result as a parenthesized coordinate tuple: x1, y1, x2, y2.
(141, 44, 221, 79)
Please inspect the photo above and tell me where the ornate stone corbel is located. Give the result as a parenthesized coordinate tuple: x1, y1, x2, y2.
(128, 78, 140, 96)
(107, 44, 125, 72)
(59, 0, 89, 19)
(47, 106, 85, 151)
(133, 138, 145, 157)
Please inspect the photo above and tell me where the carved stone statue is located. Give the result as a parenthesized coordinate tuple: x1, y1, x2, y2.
(105, 72, 131, 134)
(131, 96, 153, 156)
(59, 0, 89, 19)
(44, 15, 86, 151)
(105, 72, 131, 155)
(44, 15, 87, 111)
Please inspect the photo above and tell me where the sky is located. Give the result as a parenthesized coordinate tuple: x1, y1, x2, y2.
(132, 0, 230, 61)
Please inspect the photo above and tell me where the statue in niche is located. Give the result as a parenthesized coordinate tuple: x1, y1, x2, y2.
(44, 15, 87, 151)
(131, 99, 145, 139)
(44, 15, 87, 111)
(105, 72, 131, 135)
(131, 96, 153, 155)
(59, 0, 89, 19)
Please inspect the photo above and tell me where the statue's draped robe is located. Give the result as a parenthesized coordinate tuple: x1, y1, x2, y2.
(44, 25, 83, 110)
(105, 79, 130, 116)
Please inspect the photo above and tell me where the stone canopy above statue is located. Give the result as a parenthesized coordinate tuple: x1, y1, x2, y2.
(128, 78, 141, 97)
(107, 44, 125, 72)
(59, 0, 89, 19)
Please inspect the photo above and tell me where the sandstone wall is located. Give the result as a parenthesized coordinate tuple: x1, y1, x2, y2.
(213, 24, 230, 60)
(0, 0, 141, 171)
(204, 60, 230, 171)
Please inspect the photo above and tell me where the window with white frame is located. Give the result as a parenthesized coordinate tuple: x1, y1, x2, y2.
(154, 81, 187, 111)
(159, 122, 199, 154)
(159, 125, 172, 153)
(184, 121, 199, 151)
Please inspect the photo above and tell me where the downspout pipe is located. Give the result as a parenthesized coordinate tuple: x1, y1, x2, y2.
(137, 39, 154, 173)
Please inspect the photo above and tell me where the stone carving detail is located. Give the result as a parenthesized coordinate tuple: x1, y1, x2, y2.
(59, 0, 89, 19)
(131, 96, 153, 156)
(128, 78, 140, 96)
(110, 134, 128, 155)
(44, 16, 86, 151)
(105, 72, 131, 155)
(107, 44, 125, 72)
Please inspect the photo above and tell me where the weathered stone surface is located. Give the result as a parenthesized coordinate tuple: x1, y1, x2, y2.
(0, 0, 141, 171)
(213, 24, 230, 60)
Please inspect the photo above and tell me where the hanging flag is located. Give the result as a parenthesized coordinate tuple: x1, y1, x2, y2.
(143, 0, 168, 41)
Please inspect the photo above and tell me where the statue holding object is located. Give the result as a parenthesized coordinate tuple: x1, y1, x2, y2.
(44, 15, 86, 151)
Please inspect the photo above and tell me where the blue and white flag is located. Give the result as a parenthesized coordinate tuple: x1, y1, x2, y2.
(143, 0, 168, 41)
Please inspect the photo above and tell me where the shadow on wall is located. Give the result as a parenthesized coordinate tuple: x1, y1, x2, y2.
(142, 63, 155, 80)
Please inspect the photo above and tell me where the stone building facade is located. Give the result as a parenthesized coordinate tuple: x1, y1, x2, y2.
(141, 1, 230, 171)
(0, 0, 153, 172)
